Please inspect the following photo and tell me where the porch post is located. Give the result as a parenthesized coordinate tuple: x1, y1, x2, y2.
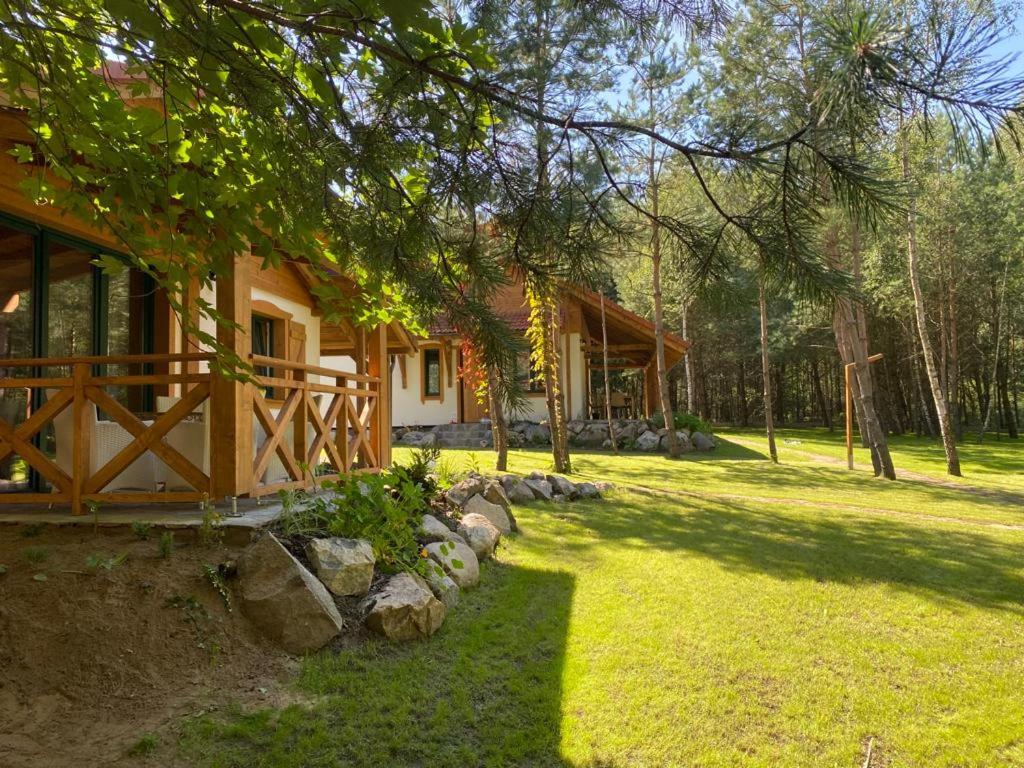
(643, 359, 658, 419)
(210, 252, 253, 499)
(367, 323, 391, 468)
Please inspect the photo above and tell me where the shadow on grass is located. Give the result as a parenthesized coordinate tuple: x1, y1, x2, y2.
(179, 563, 585, 768)
(551, 492, 1024, 614)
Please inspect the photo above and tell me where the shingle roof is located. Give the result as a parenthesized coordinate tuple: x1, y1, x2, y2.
(428, 309, 531, 336)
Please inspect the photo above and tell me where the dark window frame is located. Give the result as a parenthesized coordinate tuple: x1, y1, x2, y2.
(423, 348, 441, 398)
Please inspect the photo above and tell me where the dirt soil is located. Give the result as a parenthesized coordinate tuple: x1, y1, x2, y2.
(0, 523, 292, 768)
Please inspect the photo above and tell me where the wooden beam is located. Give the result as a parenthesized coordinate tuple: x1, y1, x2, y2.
(367, 323, 390, 468)
(398, 354, 408, 389)
(210, 252, 253, 499)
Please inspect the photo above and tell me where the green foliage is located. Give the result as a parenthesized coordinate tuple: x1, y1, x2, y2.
(279, 468, 430, 575)
(130, 521, 152, 541)
(198, 498, 223, 547)
(85, 552, 128, 571)
(20, 523, 46, 538)
(158, 531, 175, 559)
(400, 445, 441, 495)
(653, 411, 711, 435)
(202, 564, 232, 613)
(166, 594, 219, 661)
(23, 546, 49, 564)
(127, 733, 158, 758)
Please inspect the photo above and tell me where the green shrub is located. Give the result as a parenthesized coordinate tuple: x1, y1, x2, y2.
(397, 446, 440, 495)
(653, 411, 711, 435)
(279, 468, 430, 575)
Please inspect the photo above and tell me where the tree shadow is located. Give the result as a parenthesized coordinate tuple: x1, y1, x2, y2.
(551, 492, 1024, 614)
(179, 563, 588, 767)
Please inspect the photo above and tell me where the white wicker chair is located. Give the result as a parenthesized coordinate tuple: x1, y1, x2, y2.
(154, 395, 210, 492)
(48, 389, 158, 491)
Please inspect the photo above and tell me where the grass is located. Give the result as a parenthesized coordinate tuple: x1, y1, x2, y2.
(178, 432, 1024, 767)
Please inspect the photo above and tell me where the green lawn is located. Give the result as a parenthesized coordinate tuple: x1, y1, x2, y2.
(178, 433, 1024, 768)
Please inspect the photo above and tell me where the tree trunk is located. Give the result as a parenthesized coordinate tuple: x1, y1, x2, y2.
(682, 303, 695, 413)
(758, 279, 779, 463)
(979, 259, 1010, 443)
(737, 359, 749, 427)
(811, 357, 832, 430)
(901, 131, 961, 475)
(600, 291, 618, 453)
(647, 87, 678, 456)
(948, 269, 962, 440)
(486, 366, 508, 472)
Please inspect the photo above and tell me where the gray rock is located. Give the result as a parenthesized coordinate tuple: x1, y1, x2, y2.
(463, 493, 513, 535)
(576, 482, 600, 499)
(426, 539, 480, 588)
(527, 470, 547, 481)
(482, 480, 512, 513)
(418, 514, 466, 545)
(575, 423, 608, 447)
(446, 476, 486, 506)
(595, 481, 616, 492)
(422, 562, 460, 610)
(362, 573, 445, 641)
(508, 480, 536, 504)
(499, 474, 518, 493)
(546, 475, 578, 499)
(305, 537, 375, 597)
(237, 534, 343, 653)
(521, 423, 550, 445)
(636, 430, 661, 451)
(523, 478, 553, 500)
(399, 430, 426, 445)
(458, 512, 502, 560)
(692, 431, 715, 451)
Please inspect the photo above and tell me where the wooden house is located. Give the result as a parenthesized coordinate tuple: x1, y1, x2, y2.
(372, 275, 689, 427)
(0, 104, 413, 515)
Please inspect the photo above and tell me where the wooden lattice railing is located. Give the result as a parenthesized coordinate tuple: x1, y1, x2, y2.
(0, 353, 381, 513)
(250, 355, 382, 497)
(0, 353, 214, 513)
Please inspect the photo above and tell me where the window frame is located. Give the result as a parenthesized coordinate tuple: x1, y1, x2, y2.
(422, 347, 442, 399)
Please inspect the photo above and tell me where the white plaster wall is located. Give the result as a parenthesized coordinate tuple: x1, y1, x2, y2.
(513, 331, 586, 422)
(391, 348, 458, 427)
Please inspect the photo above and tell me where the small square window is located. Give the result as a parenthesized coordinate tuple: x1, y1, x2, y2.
(423, 348, 441, 397)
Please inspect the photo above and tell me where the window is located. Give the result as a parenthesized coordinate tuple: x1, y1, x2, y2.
(516, 352, 545, 393)
(252, 314, 275, 395)
(423, 348, 441, 397)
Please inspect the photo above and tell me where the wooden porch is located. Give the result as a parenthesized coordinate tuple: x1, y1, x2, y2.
(0, 343, 390, 515)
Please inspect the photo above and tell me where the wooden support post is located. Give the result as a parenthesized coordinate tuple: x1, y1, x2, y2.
(294, 366, 309, 482)
(210, 253, 253, 499)
(71, 362, 90, 515)
(643, 359, 658, 419)
(367, 323, 391, 468)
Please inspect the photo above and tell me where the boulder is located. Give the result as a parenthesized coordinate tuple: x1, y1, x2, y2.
(426, 540, 480, 588)
(617, 421, 642, 442)
(463, 493, 513, 535)
(458, 513, 502, 560)
(692, 431, 715, 451)
(482, 480, 512, 514)
(595, 481, 616, 492)
(547, 475, 578, 499)
(635, 430, 661, 451)
(527, 470, 546, 480)
(499, 474, 518, 494)
(418, 514, 466, 545)
(659, 431, 694, 453)
(576, 482, 600, 499)
(508, 480, 536, 504)
(237, 534, 343, 653)
(446, 476, 486, 507)
(523, 478, 553, 500)
(521, 423, 550, 445)
(362, 573, 445, 641)
(575, 423, 608, 447)
(422, 562, 460, 610)
(399, 430, 424, 445)
(305, 537, 375, 597)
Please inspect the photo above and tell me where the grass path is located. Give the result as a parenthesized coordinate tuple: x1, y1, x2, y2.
(177, 433, 1024, 768)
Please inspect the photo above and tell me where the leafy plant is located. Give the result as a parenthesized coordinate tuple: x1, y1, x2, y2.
(127, 733, 158, 757)
(158, 531, 175, 559)
(397, 445, 441, 494)
(435, 457, 458, 489)
(279, 469, 430, 575)
(198, 496, 223, 546)
(166, 594, 218, 661)
(130, 521, 152, 541)
(202, 564, 232, 613)
(86, 499, 101, 533)
(466, 451, 482, 475)
(20, 523, 45, 538)
(86, 552, 129, 571)
(23, 546, 49, 564)
(653, 411, 712, 435)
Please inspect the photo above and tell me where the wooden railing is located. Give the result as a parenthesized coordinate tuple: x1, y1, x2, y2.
(249, 355, 382, 497)
(0, 353, 382, 513)
(0, 353, 214, 513)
